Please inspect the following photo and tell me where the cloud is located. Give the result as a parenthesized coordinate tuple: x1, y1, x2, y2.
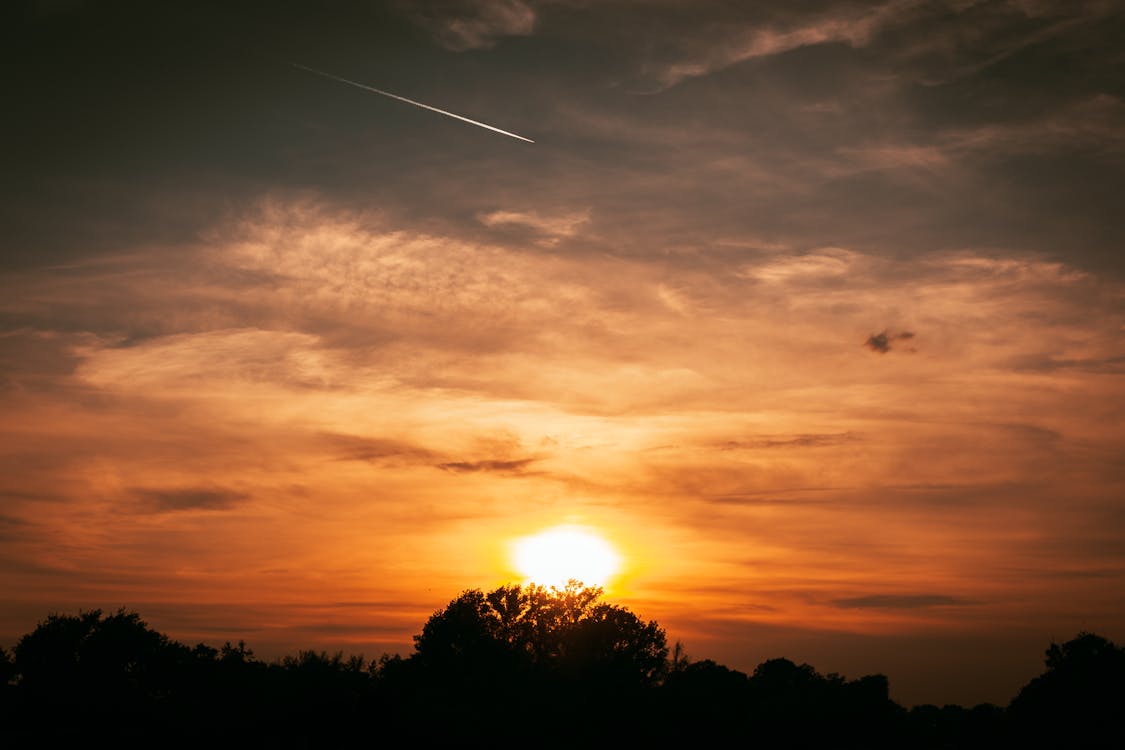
(644, 0, 917, 89)
(832, 594, 972, 609)
(719, 433, 858, 450)
(477, 209, 590, 244)
(400, 0, 536, 51)
(874, 0, 1122, 88)
(865, 329, 915, 354)
(941, 95, 1125, 158)
(741, 248, 859, 284)
(321, 433, 546, 475)
(319, 433, 439, 464)
(436, 458, 537, 474)
(133, 487, 250, 513)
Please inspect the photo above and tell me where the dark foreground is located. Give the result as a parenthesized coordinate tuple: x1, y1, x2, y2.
(2, 584, 1122, 748)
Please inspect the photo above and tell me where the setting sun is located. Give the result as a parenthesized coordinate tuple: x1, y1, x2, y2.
(511, 525, 622, 588)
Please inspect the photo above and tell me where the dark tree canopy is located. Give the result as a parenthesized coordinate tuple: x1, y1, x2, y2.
(1008, 632, 1125, 747)
(409, 580, 667, 689)
(379, 581, 669, 742)
(13, 608, 177, 707)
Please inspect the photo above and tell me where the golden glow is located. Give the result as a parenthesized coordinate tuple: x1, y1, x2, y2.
(511, 525, 623, 588)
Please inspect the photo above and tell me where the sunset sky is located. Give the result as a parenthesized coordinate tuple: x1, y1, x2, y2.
(3, 0, 1124, 707)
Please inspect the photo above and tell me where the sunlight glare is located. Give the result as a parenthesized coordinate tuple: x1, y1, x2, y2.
(511, 525, 622, 588)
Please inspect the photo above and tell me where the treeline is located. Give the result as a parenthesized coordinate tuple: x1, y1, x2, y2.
(1, 583, 1122, 748)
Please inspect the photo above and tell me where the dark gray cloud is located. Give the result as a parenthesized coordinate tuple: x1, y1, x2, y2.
(865, 330, 915, 353)
(132, 487, 250, 513)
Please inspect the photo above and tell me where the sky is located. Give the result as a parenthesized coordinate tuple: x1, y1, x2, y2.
(2, 0, 1124, 707)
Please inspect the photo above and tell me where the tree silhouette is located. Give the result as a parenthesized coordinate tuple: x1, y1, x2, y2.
(13, 609, 178, 710)
(1008, 632, 1125, 748)
(411, 580, 666, 684)
(386, 580, 668, 742)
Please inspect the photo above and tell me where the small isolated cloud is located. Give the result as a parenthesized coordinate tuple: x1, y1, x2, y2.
(133, 487, 250, 512)
(436, 458, 537, 474)
(832, 594, 971, 609)
(477, 209, 590, 245)
(865, 329, 915, 354)
(401, 0, 536, 52)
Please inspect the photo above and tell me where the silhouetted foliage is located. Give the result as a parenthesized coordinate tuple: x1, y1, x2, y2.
(385, 581, 668, 742)
(1008, 632, 1125, 748)
(2, 596, 1122, 748)
(13, 608, 181, 721)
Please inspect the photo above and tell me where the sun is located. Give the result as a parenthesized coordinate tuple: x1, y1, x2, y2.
(511, 525, 622, 589)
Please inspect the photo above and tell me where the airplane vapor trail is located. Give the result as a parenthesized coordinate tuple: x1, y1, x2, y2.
(292, 63, 535, 144)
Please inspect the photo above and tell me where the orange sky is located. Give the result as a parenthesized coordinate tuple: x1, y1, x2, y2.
(3, 0, 1124, 707)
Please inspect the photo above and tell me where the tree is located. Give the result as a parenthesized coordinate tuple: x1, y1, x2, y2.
(562, 600, 668, 687)
(411, 580, 667, 686)
(13, 609, 177, 704)
(9, 607, 201, 738)
(389, 581, 668, 742)
(1009, 632, 1125, 747)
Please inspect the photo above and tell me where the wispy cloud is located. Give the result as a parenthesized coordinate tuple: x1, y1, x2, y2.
(132, 487, 250, 513)
(437, 458, 538, 474)
(399, 0, 537, 51)
(718, 434, 858, 450)
(643, 0, 918, 90)
(319, 433, 439, 464)
(477, 208, 590, 245)
(940, 94, 1125, 156)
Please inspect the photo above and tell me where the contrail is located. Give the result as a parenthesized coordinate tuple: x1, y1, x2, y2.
(292, 63, 534, 144)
